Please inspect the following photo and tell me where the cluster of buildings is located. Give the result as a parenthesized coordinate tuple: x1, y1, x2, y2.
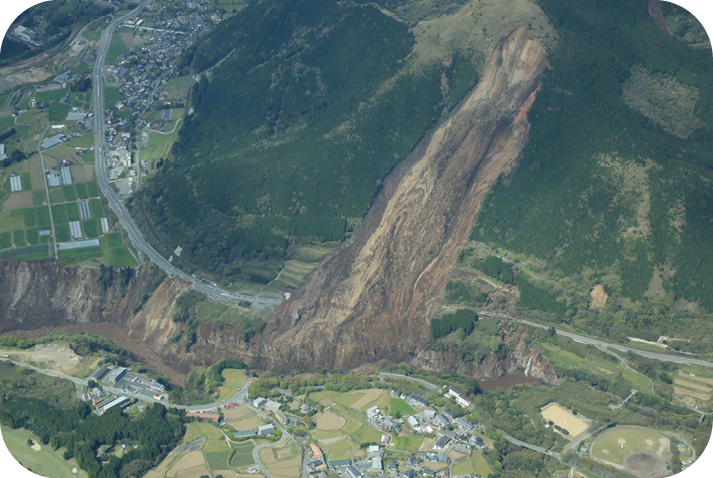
(92, 366, 166, 400)
(366, 405, 400, 433)
(253, 396, 289, 426)
(45, 164, 72, 188)
(232, 423, 276, 438)
(107, 3, 217, 114)
(12, 25, 39, 43)
(93, 394, 130, 416)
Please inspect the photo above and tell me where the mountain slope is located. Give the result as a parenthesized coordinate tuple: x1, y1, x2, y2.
(263, 26, 547, 371)
(132, 0, 553, 283)
(472, 0, 713, 312)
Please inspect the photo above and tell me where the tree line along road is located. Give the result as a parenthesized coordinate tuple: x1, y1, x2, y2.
(91, 1, 282, 308)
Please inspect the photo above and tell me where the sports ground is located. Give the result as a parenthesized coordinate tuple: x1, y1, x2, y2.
(590, 426, 672, 478)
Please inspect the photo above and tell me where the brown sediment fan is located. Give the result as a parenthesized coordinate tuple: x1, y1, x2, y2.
(265, 26, 549, 373)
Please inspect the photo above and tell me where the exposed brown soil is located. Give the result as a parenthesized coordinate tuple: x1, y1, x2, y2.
(14, 322, 184, 384)
(647, 0, 674, 36)
(264, 27, 548, 372)
(590, 284, 608, 310)
(0, 259, 190, 383)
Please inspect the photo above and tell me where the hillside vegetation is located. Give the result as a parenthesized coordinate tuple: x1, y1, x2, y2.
(132, 0, 549, 282)
(473, 0, 713, 316)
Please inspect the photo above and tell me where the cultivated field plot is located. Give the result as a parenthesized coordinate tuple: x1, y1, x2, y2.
(270, 259, 319, 289)
(310, 390, 339, 406)
(451, 449, 492, 476)
(350, 388, 387, 411)
(229, 442, 255, 467)
(316, 410, 345, 430)
(218, 368, 248, 399)
(540, 403, 590, 437)
(590, 426, 671, 478)
(673, 370, 712, 407)
(205, 450, 233, 470)
(225, 405, 263, 431)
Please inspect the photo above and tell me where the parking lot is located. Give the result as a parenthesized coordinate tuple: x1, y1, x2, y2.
(114, 371, 163, 399)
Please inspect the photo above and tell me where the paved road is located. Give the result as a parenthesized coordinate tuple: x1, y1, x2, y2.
(252, 431, 288, 478)
(0, 357, 254, 413)
(477, 311, 713, 368)
(504, 435, 561, 459)
(90, 2, 283, 308)
(378, 372, 439, 390)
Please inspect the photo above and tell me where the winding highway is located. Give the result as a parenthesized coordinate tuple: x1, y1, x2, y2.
(476, 310, 713, 369)
(90, 1, 282, 308)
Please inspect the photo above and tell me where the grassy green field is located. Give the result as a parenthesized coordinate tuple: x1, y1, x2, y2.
(66, 134, 94, 148)
(49, 103, 71, 122)
(310, 391, 340, 402)
(138, 128, 180, 166)
(451, 450, 491, 476)
(335, 392, 364, 407)
(391, 434, 422, 452)
(218, 368, 248, 400)
(0, 232, 11, 249)
(68, 91, 92, 111)
(621, 368, 652, 389)
(205, 450, 232, 470)
(105, 32, 129, 66)
(104, 83, 122, 109)
(72, 63, 91, 75)
(389, 398, 416, 416)
(36, 88, 67, 104)
(590, 426, 669, 466)
(349, 424, 382, 445)
(542, 343, 585, 368)
(229, 442, 255, 467)
(1, 425, 82, 478)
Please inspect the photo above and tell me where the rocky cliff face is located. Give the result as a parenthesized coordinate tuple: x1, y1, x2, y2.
(264, 27, 548, 373)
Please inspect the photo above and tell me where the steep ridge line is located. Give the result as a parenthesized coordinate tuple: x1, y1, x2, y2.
(264, 27, 549, 372)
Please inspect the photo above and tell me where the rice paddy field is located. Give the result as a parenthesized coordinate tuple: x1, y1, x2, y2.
(224, 405, 264, 431)
(146, 422, 259, 478)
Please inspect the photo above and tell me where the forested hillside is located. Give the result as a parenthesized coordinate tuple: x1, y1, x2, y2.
(473, 0, 713, 310)
(132, 0, 485, 281)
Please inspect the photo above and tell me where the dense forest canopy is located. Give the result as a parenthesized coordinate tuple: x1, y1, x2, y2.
(134, 0, 482, 281)
(473, 0, 713, 309)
